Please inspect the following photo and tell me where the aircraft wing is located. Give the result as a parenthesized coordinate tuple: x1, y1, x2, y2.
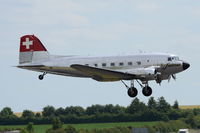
(70, 64, 138, 81)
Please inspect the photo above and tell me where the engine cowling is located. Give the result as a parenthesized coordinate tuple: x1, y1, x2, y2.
(127, 68, 157, 76)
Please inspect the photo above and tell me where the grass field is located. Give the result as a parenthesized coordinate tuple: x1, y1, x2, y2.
(0, 121, 157, 133)
(179, 105, 200, 109)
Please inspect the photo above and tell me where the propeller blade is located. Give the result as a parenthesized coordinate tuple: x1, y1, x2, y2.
(172, 74, 176, 80)
(168, 75, 171, 83)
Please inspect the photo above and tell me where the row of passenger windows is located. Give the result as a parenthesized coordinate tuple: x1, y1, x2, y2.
(85, 61, 141, 67)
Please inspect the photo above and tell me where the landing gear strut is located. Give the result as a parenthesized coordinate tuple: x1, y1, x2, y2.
(121, 80, 153, 98)
(121, 80, 138, 97)
(128, 80, 138, 97)
(38, 72, 47, 80)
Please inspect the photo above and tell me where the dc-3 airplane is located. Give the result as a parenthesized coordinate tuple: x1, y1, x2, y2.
(17, 35, 190, 97)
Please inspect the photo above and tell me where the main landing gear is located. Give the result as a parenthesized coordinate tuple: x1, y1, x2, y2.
(121, 80, 152, 98)
(38, 72, 47, 80)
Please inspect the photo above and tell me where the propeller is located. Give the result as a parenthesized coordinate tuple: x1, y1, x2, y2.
(168, 74, 176, 82)
(172, 74, 176, 80)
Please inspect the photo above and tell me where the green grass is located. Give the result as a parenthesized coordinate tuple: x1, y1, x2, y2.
(0, 121, 158, 133)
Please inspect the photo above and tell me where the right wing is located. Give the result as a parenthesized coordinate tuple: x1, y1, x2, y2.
(70, 64, 138, 81)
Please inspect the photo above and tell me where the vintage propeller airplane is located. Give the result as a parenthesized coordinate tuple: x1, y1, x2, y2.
(17, 35, 190, 97)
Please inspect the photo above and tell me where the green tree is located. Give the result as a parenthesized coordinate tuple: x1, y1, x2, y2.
(43, 106, 55, 117)
(126, 98, 147, 114)
(104, 104, 115, 114)
(22, 110, 35, 118)
(193, 108, 200, 116)
(194, 115, 200, 128)
(113, 105, 126, 114)
(86, 105, 105, 115)
(65, 125, 77, 133)
(0, 107, 14, 117)
(55, 107, 65, 116)
(173, 100, 179, 109)
(148, 97, 157, 110)
(168, 109, 181, 120)
(185, 114, 198, 128)
(104, 104, 126, 114)
(35, 112, 41, 117)
(52, 117, 63, 130)
(66, 106, 85, 116)
(20, 129, 28, 133)
(157, 97, 171, 112)
(26, 122, 34, 133)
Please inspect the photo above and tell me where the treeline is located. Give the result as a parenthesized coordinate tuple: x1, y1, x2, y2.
(1, 96, 200, 128)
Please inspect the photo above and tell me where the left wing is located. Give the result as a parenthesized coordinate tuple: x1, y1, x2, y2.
(70, 64, 138, 81)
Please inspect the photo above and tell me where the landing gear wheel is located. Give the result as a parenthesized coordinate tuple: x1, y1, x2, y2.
(38, 75, 44, 80)
(127, 87, 138, 98)
(142, 86, 152, 97)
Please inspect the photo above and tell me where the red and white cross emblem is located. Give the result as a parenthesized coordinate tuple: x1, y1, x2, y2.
(22, 38, 33, 49)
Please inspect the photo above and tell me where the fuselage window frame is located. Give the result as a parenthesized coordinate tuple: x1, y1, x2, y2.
(110, 62, 115, 67)
(128, 62, 132, 66)
(119, 62, 124, 66)
(137, 61, 141, 65)
(102, 63, 106, 67)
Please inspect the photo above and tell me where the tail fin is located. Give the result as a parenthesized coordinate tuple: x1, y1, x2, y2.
(19, 35, 49, 64)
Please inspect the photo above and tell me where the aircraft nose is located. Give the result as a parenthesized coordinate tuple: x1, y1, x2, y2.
(182, 62, 190, 70)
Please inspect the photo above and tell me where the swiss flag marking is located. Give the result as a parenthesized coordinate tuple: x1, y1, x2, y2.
(22, 38, 33, 49)
(20, 35, 47, 52)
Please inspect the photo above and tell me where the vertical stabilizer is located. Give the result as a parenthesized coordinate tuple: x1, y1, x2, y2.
(19, 35, 49, 64)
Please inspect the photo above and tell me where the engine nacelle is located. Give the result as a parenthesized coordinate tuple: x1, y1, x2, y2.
(127, 68, 157, 76)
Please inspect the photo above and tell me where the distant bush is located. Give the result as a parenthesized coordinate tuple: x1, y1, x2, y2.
(20, 129, 29, 133)
(148, 120, 190, 133)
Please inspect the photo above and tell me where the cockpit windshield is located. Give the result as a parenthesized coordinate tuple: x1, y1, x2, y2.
(168, 56, 179, 61)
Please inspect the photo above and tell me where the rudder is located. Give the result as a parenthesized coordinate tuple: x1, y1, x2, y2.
(19, 35, 49, 64)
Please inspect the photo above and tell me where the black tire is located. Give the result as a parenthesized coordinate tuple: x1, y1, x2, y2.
(142, 86, 152, 97)
(38, 75, 44, 80)
(127, 87, 138, 97)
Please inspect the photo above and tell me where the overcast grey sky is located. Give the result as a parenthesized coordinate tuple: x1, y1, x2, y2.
(0, 0, 199, 112)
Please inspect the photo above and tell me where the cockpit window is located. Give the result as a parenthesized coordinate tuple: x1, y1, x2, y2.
(168, 56, 179, 61)
(168, 57, 172, 61)
(175, 57, 179, 60)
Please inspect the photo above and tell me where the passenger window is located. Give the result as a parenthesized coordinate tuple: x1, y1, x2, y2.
(137, 61, 141, 65)
(111, 63, 115, 66)
(128, 62, 132, 65)
(102, 63, 106, 67)
(94, 64, 98, 67)
(119, 62, 124, 66)
(85, 64, 89, 66)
